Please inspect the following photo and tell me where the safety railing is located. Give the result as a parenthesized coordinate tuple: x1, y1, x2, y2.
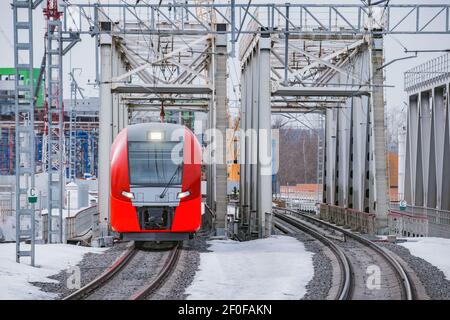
(320, 204, 376, 235)
(388, 209, 428, 238)
(404, 53, 450, 92)
(65, 205, 99, 244)
(388, 204, 450, 238)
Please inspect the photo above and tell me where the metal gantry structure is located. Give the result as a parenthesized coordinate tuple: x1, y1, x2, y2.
(12, 0, 39, 266)
(12, 0, 81, 264)
(44, 1, 65, 243)
(68, 69, 85, 181)
(11, 1, 450, 256)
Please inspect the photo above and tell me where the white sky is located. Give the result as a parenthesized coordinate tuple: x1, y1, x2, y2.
(0, 0, 449, 113)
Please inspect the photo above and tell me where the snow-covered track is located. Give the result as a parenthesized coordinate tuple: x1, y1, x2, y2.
(273, 213, 352, 300)
(273, 207, 415, 300)
(63, 242, 137, 300)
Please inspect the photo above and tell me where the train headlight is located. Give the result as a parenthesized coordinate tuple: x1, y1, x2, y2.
(177, 191, 191, 199)
(121, 191, 135, 199)
(148, 131, 163, 141)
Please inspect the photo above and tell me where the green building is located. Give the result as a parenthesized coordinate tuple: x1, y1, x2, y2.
(0, 67, 44, 107)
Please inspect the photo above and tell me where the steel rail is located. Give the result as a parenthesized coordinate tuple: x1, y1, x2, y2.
(273, 213, 352, 300)
(128, 242, 182, 300)
(63, 242, 137, 300)
(274, 206, 415, 300)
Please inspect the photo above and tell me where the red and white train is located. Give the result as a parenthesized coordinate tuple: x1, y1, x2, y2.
(110, 123, 202, 241)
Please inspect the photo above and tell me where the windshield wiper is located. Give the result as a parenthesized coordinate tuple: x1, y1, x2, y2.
(159, 165, 181, 199)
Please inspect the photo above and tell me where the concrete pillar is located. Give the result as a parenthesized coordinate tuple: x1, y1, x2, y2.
(433, 87, 445, 209)
(420, 91, 432, 206)
(239, 34, 272, 239)
(250, 47, 258, 235)
(112, 41, 128, 137)
(347, 98, 354, 209)
(398, 126, 406, 200)
(213, 24, 228, 236)
(334, 108, 340, 206)
(206, 33, 215, 214)
(442, 83, 450, 210)
(405, 94, 420, 205)
(111, 40, 120, 139)
(97, 30, 113, 237)
(257, 37, 272, 238)
(363, 101, 371, 212)
(324, 107, 337, 205)
(369, 34, 389, 233)
(118, 57, 128, 132)
(240, 53, 251, 233)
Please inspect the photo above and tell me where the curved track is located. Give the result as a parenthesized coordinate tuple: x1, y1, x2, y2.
(63, 242, 181, 300)
(273, 207, 415, 300)
(274, 215, 352, 300)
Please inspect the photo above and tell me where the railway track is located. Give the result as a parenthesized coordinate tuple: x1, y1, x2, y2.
(274, 215, 352, 300)
(273, 207, 415, 300)
(63, 242, 181, 300)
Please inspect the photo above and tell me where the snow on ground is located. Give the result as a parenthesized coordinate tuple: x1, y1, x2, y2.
(399, 237, 450, 280)
(185, 235, 314, 300)
(0, 216, 15, 241)
(0, 243, 106, 300)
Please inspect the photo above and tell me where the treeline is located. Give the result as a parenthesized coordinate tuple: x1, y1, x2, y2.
(276, 127, 323, 186)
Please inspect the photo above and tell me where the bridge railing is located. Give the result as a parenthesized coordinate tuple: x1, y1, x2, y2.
(387, 209, 428, 238)
(320, 204, 376, 235)
(389, 204, 450, 238)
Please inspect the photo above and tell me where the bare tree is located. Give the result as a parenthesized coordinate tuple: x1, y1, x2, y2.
(277, 127, 322, 186)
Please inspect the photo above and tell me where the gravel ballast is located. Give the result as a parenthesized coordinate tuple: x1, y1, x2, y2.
(31, 241, 130, 299)
(379, 242, 450, 300)
(150, 234, 208, 300)
(32, 236, 207, 300)
(31, 231, 331, 300)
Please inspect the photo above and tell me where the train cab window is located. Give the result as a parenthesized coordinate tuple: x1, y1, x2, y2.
(128, 141, 183, 187)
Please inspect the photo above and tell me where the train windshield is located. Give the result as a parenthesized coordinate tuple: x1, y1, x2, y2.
(128, 141, 183, 187)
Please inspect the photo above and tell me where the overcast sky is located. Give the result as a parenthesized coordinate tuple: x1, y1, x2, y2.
(1, 0, 449, 113)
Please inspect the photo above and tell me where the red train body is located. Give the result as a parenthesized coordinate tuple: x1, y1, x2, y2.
(110, 123, 202, 241)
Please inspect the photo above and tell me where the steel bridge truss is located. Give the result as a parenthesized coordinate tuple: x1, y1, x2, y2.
(22, 1, 450, 239)
(404, 54, 450, 212)
(61, 3, 450, 36)
(95, 15, 228, 236)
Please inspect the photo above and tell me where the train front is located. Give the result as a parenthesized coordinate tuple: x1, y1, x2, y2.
(110, 123, 202, 241)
